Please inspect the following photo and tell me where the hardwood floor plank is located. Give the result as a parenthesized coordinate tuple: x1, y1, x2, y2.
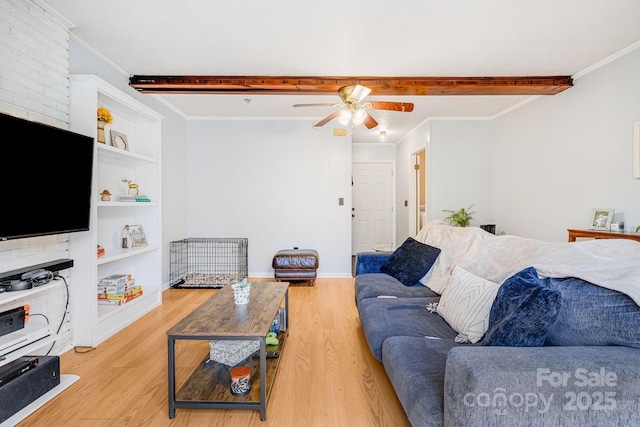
(18, 279, 408, 426)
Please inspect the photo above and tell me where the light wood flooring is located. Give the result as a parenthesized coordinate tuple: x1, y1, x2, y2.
(18, 278, 409, 426)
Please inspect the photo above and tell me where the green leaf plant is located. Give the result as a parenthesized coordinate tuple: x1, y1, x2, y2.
(443, 205, 477, 227)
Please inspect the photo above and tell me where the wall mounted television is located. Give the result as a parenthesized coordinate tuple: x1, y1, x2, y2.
(0, 112, 94, 241)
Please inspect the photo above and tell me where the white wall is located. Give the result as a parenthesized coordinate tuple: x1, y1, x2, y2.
(396, 122, 429, 241)
(0, 0, 74, 354)
(429, 120, 494, 226)
(396, 119, 494, 241)
(352, 143, 397, 162)
(186, 119, 353, 277)
(492, 45, 640, 242)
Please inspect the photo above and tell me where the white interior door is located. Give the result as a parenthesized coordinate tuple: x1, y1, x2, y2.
(352, 162, 393, 255)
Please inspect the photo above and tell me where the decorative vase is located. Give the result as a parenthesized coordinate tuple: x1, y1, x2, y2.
(97, 120, 106, 144)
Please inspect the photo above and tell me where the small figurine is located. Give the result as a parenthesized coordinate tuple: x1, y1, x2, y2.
(100, 189, 112, 201)
(122, 178, 139, 195)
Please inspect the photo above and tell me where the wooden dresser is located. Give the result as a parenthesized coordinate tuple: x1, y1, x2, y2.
(567, 229, 640, 243)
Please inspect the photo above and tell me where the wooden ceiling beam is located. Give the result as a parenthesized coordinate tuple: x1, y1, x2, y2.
(129, 75, 573, 96)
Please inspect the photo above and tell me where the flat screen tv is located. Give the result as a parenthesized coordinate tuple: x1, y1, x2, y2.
(0, 112, 94, 241)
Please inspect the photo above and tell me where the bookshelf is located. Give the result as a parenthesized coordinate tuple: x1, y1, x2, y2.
(68, 75, 163, 347)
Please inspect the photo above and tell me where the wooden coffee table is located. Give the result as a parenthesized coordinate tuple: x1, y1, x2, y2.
(166, 281, 289, 420)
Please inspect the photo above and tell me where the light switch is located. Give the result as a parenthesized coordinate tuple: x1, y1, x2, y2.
(339, 197, 344, 206)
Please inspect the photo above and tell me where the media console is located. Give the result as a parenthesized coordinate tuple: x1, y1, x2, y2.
(0, 258, 78, 426)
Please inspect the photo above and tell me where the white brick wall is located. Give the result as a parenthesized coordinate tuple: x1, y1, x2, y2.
(0, 0, 74, 355)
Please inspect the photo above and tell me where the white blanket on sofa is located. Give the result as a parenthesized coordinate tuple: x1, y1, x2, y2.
(416, 221, 640, 306)
(415, 220, 495, 294)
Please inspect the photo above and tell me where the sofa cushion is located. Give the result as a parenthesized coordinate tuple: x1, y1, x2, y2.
(481, 267, 562, 347)
(445, 345, 640, 427)
(436, 265, 501, 344)
(545, 276, 640, 348)
(354, 252, 390, 275)
(380, 237, 441, 286)
(382, 336, 460, 427)
(354, 273, 439, 307)
(357, 296, 455, 361)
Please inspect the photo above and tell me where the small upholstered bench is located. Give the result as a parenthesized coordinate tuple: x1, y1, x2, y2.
(272, 248, 319, 286)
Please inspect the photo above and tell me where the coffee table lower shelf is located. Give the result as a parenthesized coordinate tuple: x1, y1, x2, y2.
(172, 332, 287, 419)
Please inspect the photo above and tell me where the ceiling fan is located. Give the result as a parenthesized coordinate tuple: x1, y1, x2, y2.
(293, 85, 414, 130)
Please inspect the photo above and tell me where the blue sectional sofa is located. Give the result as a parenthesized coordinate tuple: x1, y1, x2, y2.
(355, 221, 640, 427)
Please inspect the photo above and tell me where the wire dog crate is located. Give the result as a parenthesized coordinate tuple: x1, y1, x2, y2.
(170, 238, 248, 288)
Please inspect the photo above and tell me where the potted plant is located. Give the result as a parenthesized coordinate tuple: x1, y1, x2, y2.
(443, 205, 477, 227)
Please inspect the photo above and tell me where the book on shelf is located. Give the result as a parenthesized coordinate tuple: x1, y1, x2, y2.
(98, 274, 132, 287)
(98, 279, 135, 295)
(97, 292, 142, 305)
(97, 299, 125, 306)
(119, 194, 151, 202)
(128, 225, 147, 247)
(97, 286, 143, 303)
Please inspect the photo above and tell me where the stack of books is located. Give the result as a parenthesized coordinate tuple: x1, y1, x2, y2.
(97, 274, 142, 305)
(97, 245, 105, 258)
(119, 194, 151, 202)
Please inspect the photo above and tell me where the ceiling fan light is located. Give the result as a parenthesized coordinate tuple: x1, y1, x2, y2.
(353, 108, 367, 126)
(338, 109, 352, 125)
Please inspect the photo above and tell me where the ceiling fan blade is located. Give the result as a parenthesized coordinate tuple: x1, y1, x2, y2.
(312, 111, 341, 129)
(363, 101, 414, 112)
(363, 112, 379, 129)
(294, 103, 341, 108)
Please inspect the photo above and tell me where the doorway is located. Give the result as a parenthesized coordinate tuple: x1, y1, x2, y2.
(411, 150, 426, 235)
(351, 162, 394, 255)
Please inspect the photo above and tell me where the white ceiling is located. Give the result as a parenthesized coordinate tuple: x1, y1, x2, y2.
(44, 0, 640, 143)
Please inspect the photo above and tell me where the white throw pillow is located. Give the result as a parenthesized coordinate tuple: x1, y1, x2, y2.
(436, 265, 501, 343)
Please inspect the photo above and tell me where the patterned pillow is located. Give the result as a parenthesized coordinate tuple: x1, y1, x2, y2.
(481, 267, 562, 347)
(436, 265, 501, 343)
(380, 237, 441, 286)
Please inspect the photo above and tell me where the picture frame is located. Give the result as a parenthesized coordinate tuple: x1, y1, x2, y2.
(128, 224, 147, 247)
(110, 130, 129, 151)
(634, 120, 640, 178)
(589, 208, 614, 231)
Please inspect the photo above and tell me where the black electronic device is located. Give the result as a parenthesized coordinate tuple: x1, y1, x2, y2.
(0, 356, 59, 423)
(21, 269, 54, 286)
(0, 259, 73, 283)
(0, 280, 32, 292)
(0, 356, 38, 387)
(0, 307, 26, 337)
(0, 112, 94, 241)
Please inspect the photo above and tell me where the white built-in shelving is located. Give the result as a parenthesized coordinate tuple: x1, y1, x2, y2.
(68, 75, 163, 347)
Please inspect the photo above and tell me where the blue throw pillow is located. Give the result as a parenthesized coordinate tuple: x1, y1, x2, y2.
(481, 267, 562, 347)
(380, 237, 441, 286)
